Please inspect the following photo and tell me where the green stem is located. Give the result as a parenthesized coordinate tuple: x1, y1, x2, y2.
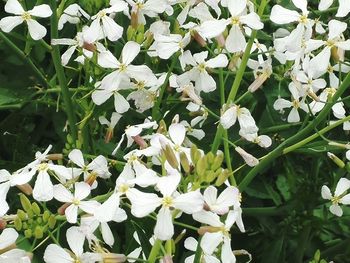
(283, 115, 350, 155)
(193, 236, 203, 263)
(0, 32, 49, 88)
(238, 72, 350, 192)
(49, 0, 78, 143)
(148, 239, 162, 263)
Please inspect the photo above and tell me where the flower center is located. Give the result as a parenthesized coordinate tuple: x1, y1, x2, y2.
(118, 184, 129, 193)
(21, 12, 31, 21)
(331, 196, 340, 205)
(292, 100, 300, 108)
(72, 198, 80, 205)
(119, 64, 127, 72)
(231, 16, 240, 25)
(38, 163, 49, 172)
(98, 10, 107, 18)
(136, 81, 145, 90)
(198, 63, 206, 72)
(136, 2, 144, 9)
(162, 196, 174, 207)
(299, 15, 308, 25)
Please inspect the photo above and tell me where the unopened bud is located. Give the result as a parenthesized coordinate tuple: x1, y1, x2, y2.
(180, 152, 190, 174)
(42, 211, 50, 223)
(157, 120, 167, 134)
(130, 11, 138, 29)
(20, 194, 32, 212)
(127, 25, 135, 41)
(83, 42, 96, 52)
(14, 217, 22, 231)
(190, 145, 201, 164)
(0, 220, 7, 229)
(196, 156, 207, 177)
(235, 147, 259, 167)
(48, 215, 56, 229)
(198, 226, 222, 235)
(31, 202, 41, 215)
(216, 34, 225, 47)
(174, 230, 186, 244)
(212, 153, 224, 171)
(17, 209, 27, 221)
(85, 172, 98, 186)
(24, 229, 32, 238)
(17, 184, 33, 195)
(103, 253, 127, 263)
(34, 226, 44, 239)
(161, 255, 173, 263)
(248, 73, 269, 93)
(192, 31, 206, 47)
(132, 135, 148, 149)
(162, 144, 179, 169)
(136, 32, 144, 44)
(327, 152, 345, 168)
(57, 202, 70, 215)
(47, 154, 63, 161)
(105, 128, 114, 143)
(215, 169, 230, 186)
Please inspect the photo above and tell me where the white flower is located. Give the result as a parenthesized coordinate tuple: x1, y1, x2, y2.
(321, 177, 350, 217)
(53, 182, 100, 223)
(203, 185, 241, 215)
(184, 236, 220, 263)
(88, 1, 127, 42)
(127, 0, 168, 25)
(44, 227, 102, 263)
(0, 228, 30, 263)
(318, 0, 350, 17)
(178, 51, 228, 93)
(127, 171, 204, 240)
(241, 133, 272, 148)
(0, 0, 52, 40)
(58, 4, 90, 30)
(152, 33, 191, 60)
(220, 104, 258, 135)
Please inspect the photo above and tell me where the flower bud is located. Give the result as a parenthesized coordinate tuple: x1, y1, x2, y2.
(17, 209, 27, 221)
(192, 31, 206, 47)
(31, 202, 41, 215)
(162, 144, 179, 169)
(215, 169, 230, 186)
(85, 172, 98, 186)
(212, 153, 224, 171)
(327, 152, 345, 168)
(34, 226, 44, 239)
(216, 34, 225, 47)
(47, 154, 63, 161)
(105, 128, 114, 143)
(14, 217, 22, 231)
(190, 145, 201, 164)
(180, 152, 190, 174)
(102, 253, 126, 263)
(161, 255, 173, 263)
(132, 135, 148, 149)
(48, 215, 56, 229)
(235, 147, 259, 167)
(0, 219, 7, 230)
(196, 156, 207, 177)
(198, 226, 222, 235)
(57, 202, 70, 215)
(16, 183, 33, 195)
(20, 194, 32, 212)
(42, 211, 50, 223)
(24, 229, 32, 238)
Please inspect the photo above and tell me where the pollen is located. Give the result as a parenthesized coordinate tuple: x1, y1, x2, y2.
(162, 196, 174, 207)
(98, 10, 107, 18)
(292, 99, 300, 108)
(72, 199, 80, 205)
(21, 12, 31, 21)
(38, 163, 49, 171)
(198, 63, 206, 72)
(299, 15, 308, 24)
(118, 184, 129, 193)
(231, 17, 240, 25)
(119, 64, 127, 72)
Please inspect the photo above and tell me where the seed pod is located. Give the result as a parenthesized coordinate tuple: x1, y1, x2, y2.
(24, 229, 32, 239)
(14, 217, 22, 231)
(20, 194, 32, 212)
(327, 152, 345, 168)
(31, 202, 41, 215)
(48, 215, 56, 229)
(34, 226, 43, 239)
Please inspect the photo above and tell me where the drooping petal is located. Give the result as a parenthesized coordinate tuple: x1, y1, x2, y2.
(94, 193, 120, 222)
(221, 237, 236, 263)
(154, 207, 174, 240)
(26, 19, 47, 40)
(156, 172, 181, 197)
(61, 46, 76, 66)
(102, 16, 123, 41)
(193, 211, 222, 227)
(287, 108, 300, 123)
(197, 71, 216, 92)
(273, 98, 292, 110)
(92, 88, 113, 106)
(101, 222, 114, 247)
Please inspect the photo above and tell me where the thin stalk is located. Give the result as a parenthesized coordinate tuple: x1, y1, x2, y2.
(0, 32, 49, 88)
(193, 236, 203, 263)
(148, 239, 162, 263)
(239, 72, 350, 192)
(49, 0, 78, 142)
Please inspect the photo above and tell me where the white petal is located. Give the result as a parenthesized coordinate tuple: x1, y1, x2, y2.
(156, 173, 181, 197)
(292, 0, 308, 13)
(61, 46, 76, 66)
(318, 0, 333, 10)
(192, 211, 222, 227)
(33, 171, 53, 201)
(169, 123, 186, 146)
(26, 19, 47, 40)
(220, 106, 237, 129)
(94, 193, 120, 222)
(65, 204, 78, 223)
(114, 92, 130, 113)
(225, 25, 246, 53)
(336, 0, 350, 17)
(206, 54, 228, 68)
(0, 16, 23, 32)
(92, 88, 113, 106)
(102, 16, 123, 41)
(335, 178, 350, 196)
(44, 244, 73, 263)
(101, 222, 114, 247)
(53, 184, 73, 202)
(340, 193, 350, 205)
(122, 41, 140, 65)
(221, 237, 236, 263)
(5, 0, 24, 14)
(310, 47, 331, 73)
(287, 108, 300, 123)
(240, 12, 263, 30)
(98, 51, 121, 69)
(79, 200, 100, 214)
(197, 19, 228, 39)
(173, 191, 204, 214)
(330, 204, 343, 216)
(328, 20, 347, 39)
(273, 98, 292, 110)
(270, 5, 300, 24)
(0, 228, 18, 249)
(227, 0, 246, 16)
(74, 182, 91, 201)
(127, 188, 161, 217)
(184, 237, 197, 251)
(67, 226, 85, 257)
(200, 232, 223, 255)
(197, 71, 216, 92)
(154, 207, 174, 240)
(29, 4, 52, 17)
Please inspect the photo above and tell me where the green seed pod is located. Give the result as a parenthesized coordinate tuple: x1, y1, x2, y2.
(20, 194, 32, 212)
(31, 202, 41, 215)
(17, 209, 27, 221)
(127, 25, 135, 41)
(180, 152, 190, 174)
(14, 217, 22, 231)
(215, 169, 230, 186)
(163, 144, 179, 169)
(212, 153, 224, 171)
(327, 152, 345, 168)
(24, 229, 32, 239)
(136, 32, 144, 44)
(42, 211, 50, 223)
(34, 226, 43, 239)
(48, 215, 56, 229)
(196, 156, 207, 177)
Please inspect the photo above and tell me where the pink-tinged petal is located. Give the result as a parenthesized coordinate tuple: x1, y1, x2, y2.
(221, 237, 236, 263)
(68, 149, 85, 168)
(127, 188, 161, 217)
(26, 19, 47, 40)
(0, 16, 23, 32)
(329, 204, 343, 216)
(335, 178, 350, 196)
(102, 16, 123, 41)
(98, 51, 121, 69)
(270, 5, 300, 24)
(154, 207, 174, 240)
(74, 182, 91, 200)
(121, 41, 140, 65)
(33, 171, 53, 201)
(200, 232, 223, 255)
(227, 0, 246, 16)
(0, 228, 18, 249)
(5, 0, 24, 15)
(174, 191, 204, 213)
(44, 244, 73, 263)
(67, 226, 85, 257)
(193, 211, 222, 227)
(114, 92, 130, 113)
(101, 222, 114, 247)
(53, 184, 73, 202)
(28, 4, 52, 17)
(240, 12, 263, 30)
(169, 123, 186, 146)
(225, 25, 246, 53)
(65, 204, 78, 223)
